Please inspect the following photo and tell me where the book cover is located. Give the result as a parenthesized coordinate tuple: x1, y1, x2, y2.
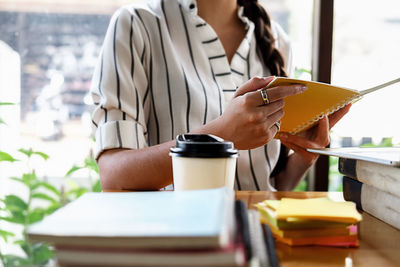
(342, 176, 400, 230)
(307, 147, 400, 166)
(27, 188, 235, 249)
(266, 77, 400, 135)
(265, 77, 360, 134)
(54, 243, 245, 267)
(339, 157, 400, 197)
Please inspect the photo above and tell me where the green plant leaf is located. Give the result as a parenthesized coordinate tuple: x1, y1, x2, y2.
(13, 239, 26, 246)
(45, 203, 62, 215)
(31, 181, 61, 197)
(66, 187, 88, 200)
(31, 193, 58, 204)
(0, 229, 15, 242)
(28, 208, 46, 224)
(4, 195, 28, 211)
(2, 254, 30, 266)
(0, 117, 6, 125)
(18, 148, 49, 160)
(84, 157, 99, 173)
(32, 151, 50, 161)
(32, 243, 54, 265)
(65, 165, 82, 176)
(0, 211, 25, 224)
(22, 173, 36, 186)
(92, 179, 102, 192)
(9, 177, 26, 185)
(0, 151, 18, 162)
(18, 148, 33, 158)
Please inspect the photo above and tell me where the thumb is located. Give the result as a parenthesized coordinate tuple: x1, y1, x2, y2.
(234, 76, 275, 97)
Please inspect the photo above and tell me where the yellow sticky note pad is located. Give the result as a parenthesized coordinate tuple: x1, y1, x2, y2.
(263, 200, 280, 211)
(276, 198, 362, 224)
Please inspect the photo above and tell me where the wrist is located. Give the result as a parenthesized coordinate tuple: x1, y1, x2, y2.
(292, 152, 319, 169)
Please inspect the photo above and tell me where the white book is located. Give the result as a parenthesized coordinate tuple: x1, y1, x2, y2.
(27, 188, 235, 249)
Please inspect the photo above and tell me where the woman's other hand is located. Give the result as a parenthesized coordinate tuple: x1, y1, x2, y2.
(279, 103, 352, 165)
(205, 76, 306, 150)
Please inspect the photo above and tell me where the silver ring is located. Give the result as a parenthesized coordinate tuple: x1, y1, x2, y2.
(274, 122, 281, 132)
(260, 88, 270, 105)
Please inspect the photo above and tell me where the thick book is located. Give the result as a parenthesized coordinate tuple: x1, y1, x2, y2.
(52, 200, 278, 267)
(342, 176, 400, 230)
(27, 188, 235, 249)
(266, 77, 400, 135)
(339, 157, 400, 197)
(54, 244, 245, 267)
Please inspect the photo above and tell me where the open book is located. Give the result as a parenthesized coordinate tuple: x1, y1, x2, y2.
(265, 77, 400, 135)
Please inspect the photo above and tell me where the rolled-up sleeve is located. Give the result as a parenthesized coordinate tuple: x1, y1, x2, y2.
(90, 7, 150, 159)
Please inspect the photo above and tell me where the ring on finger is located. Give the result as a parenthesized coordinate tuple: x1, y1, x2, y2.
(259, 88, 270, 105)
(274, 121, 281, 132)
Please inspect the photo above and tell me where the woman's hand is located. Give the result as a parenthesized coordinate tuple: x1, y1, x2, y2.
(279, 103, 352, 166)
(206, 76, 307, 150)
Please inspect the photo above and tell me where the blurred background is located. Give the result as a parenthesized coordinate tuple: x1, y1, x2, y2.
(0, 0, 399, 196)
(0, 0, 399, 262)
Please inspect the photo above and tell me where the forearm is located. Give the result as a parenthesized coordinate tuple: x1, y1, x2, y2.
(274, 152, 317, 191)
(98, 140, 176, 191)
(97, 119, 225, 191)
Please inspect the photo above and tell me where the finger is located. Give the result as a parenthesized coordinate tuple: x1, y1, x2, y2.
(280, 132, 320, 150)
(235, 76, 275, 97)
(259, 100, 285, 118)
(328, 103, 352, 128)
(265, 84, 307, 103)
(280, 139, 309, 155)
(315, 116, 330, 146)
(280, 139, 318, 164)
(265, 109, 284, 126)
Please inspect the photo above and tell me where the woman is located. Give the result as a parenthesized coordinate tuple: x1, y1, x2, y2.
(90, 0, 350, 191)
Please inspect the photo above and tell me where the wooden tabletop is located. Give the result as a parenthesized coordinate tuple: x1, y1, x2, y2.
(236, 191, 400, 267)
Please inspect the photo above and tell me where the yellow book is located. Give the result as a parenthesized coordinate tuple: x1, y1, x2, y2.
(276, 198, 362, 224)
(265, 77, 400, 135)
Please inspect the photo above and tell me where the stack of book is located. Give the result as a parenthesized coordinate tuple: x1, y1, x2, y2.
(338, 147, 400, 230)
(255, 197, 362, 247)
(308, 147, 400, 230)
(27, 188, 279, 267)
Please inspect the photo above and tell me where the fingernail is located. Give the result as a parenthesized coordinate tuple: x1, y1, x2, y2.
(263, 76, 275, 81)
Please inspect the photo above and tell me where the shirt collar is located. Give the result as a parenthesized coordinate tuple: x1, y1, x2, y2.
(177, 1, 253, 30)
(177, 0, 197, 13)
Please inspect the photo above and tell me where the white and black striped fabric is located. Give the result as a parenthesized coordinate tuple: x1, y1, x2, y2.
(91, 0, 293, 191)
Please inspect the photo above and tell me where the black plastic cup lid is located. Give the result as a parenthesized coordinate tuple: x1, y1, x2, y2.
(170, 134, 238, 158)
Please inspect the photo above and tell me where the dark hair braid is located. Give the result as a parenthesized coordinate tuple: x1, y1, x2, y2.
(238, 0, 287, 77)
(238, 0, 289, 177)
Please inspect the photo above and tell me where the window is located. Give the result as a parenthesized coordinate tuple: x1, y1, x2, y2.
(0, 1, 135, 194)
(329, 0, 400, 190)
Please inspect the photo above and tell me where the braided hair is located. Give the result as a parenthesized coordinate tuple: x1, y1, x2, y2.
(238, 0, 289, 178)
(237, 0, 287, 77)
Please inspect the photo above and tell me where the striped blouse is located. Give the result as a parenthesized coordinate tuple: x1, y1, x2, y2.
(90, 0, 293, 191)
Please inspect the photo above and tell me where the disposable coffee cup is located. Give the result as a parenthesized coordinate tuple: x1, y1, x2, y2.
(170, 134, 238, 191)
